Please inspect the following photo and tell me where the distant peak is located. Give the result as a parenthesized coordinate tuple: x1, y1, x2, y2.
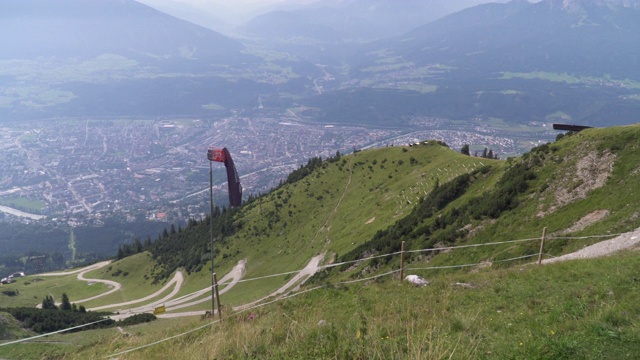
(544, 0, 640, 12)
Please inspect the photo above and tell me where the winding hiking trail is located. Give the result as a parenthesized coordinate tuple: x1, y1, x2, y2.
(233, 254, 324, 312)
(89, 271, 184, 312)
(37, 261, 120, 307)
(38, 261, 112, 277)
(155, 259, 247, 318)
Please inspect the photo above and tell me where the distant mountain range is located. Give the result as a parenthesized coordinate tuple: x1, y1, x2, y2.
(301, 0, 640, 127)
(0, 0, 639, 127)
(374, 0, 640, 77)
(0, 0, 303, 121)
(239, 0, 509, 42)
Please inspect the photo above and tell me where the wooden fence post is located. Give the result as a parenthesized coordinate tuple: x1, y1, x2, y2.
(213, 273, 222, 320)
(537, 227, 547, 265)
(400, 241, 405, 283)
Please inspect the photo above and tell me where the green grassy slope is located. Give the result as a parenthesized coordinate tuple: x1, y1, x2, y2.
(0, 311, 35, 341)
(199, 141, 494, 305)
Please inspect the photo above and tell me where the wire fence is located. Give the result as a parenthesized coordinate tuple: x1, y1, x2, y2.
(0, 230, 626, 357)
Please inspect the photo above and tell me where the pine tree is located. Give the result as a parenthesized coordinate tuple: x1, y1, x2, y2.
(461, 144, 470, 156)
(61, 293, 72, 311)
(42, 295, 57, 310)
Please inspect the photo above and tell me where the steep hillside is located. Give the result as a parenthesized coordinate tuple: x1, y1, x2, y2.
(113, 124, 640, 307)
(328, 125, 640, 279)
(0, 0, 246, 64)
(150, 126, 640, 301)
(147, 142, 494, 305)
(3, 125, 640, 358)
(0, 312, 34, 341)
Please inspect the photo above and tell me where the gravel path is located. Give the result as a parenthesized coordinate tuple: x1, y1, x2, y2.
(38, 261, 111, 277)
(542, 227, 640, 264)
(89, 271, 183, 311)
(233, 254, 324, 311)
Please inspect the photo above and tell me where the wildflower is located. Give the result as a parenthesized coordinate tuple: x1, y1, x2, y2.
(550, 330, 555, 335)
(356, 330, 361, 339)
(519, 342, 523, 347)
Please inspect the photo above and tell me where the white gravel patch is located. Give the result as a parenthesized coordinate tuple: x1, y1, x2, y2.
(543, 227, 640, 264)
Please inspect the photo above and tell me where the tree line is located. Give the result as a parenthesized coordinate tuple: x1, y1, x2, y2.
(461, 144, 499, 159)
(2, 293, 157, 335)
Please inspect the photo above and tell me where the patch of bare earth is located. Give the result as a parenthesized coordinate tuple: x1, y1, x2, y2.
(556, 209, 610, 235)
(537, 149, 616, 217)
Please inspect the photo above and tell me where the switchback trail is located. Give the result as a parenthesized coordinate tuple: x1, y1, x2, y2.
(35, 226, 640, 319)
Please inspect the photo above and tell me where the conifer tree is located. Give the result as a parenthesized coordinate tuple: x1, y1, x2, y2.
(61, 293, 72, 311)
(461, 144, 470, 156)
(42, 295, 57, 310)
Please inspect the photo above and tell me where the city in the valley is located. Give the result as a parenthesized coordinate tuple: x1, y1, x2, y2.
(0, 115, 555, 226)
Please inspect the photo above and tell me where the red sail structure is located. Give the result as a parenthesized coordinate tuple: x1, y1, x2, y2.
(207, 147, 242, 207)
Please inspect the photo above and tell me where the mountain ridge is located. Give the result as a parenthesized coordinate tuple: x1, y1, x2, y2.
(239, 0, 510, 42)
(383, 0, 640, 77)
(0, 0, 247, 64)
